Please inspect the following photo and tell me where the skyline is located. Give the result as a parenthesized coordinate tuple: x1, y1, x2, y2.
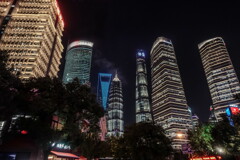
(58, 0, 240, 124)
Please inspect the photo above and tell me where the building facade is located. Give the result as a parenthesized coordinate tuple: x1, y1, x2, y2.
(97, 73, 112, 110)
(0, 0, 64, 80)
(97, 73, 112, 141)
(198, 37, 240, 120)
(192, 114, 199, 130)
(107, 72, 124, 137)
(62, 40, 93, 84)
(150, 37, 192, 150)
(135, 50, 152, 123)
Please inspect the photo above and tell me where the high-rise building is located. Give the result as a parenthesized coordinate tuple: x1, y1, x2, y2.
(0, 0, 64, 80)
(62, 40, 93, 84)
(198, 37, 240, 120)
(107, 72, 124, 137)
(150, 37, 192, 150)
(97, 73, 112, 110)
(208, 106, 218, 124)
(97, 73, 112, 141)
(192, 114, 199, 130)
(135, 50, 152, 123)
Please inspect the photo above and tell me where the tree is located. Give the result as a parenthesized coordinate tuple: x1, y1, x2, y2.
(1, 77, 104, 160)
(189, 124, 214, 156)
(73, 133, 110, 160)
(0, 50, 22, 142)
(211, 115, 240, 159)
(115, 122, 172, 160)
(189, 114, 240, 158)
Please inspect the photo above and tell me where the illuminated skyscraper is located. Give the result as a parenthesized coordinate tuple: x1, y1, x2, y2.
(62, 40, 93, 84)
(135, 50, 152, 123)
(150, 37, 192, 150)
(107, 72, 124, 137)
(97, 73, 112, 110)
(198, 37, 240, 120)
(97, 73, 112, 141)
(0, 0, 64, 80)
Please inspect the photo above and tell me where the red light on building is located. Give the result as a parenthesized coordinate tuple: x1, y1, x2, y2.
(21, 130, 28, 135)
(230, 107, 239, 115)
(55, 0, 64, 27)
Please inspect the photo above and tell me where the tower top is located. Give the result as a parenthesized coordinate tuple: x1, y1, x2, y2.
(113, 70, 120, 81)
(198, 37, 223, 49)
(137, 49, 146, 58)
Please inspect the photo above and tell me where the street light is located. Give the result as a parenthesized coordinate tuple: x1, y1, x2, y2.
(216, 147, 225, 156)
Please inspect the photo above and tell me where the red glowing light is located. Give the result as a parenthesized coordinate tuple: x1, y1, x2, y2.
(55, 0, 64, 27)
(21, 130, 28, 135)
(230, 107, 239, 115)
(50, 151, 79, 158)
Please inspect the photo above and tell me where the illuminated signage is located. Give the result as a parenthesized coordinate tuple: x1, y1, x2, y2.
(230, 107, 239, 115)
(226, 107, 231, 117)
(52, 143, 71, 150)
(226, 106, 239, 116)
(56, 144, 71, 150)
(190, 156, 222, 160)
(67, 41, 94, 51)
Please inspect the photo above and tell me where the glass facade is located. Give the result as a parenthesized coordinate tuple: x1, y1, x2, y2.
(0, 0, 64, 80)
(150, 37, 192, 150)
(97, 73, 112, 110)
(135, 50, 152, 123)
(62, 40, 93, 84)
(198, 37, 240, 120)
(107, 72, 124, 137)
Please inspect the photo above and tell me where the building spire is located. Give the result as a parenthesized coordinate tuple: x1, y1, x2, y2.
(113, 70, 120, 81)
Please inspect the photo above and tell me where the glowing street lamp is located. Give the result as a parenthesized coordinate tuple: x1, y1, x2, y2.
(216, 147, 225, 154)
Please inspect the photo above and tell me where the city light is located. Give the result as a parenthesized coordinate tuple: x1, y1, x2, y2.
(216, 147, 225, 154)
(20, 130, 28, 135)
(176, 133, 184, 138)
(67, 41, 94, 51)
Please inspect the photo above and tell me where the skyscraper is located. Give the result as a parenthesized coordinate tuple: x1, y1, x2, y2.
(135, 50, 152, 123)
(97, 73, 112, 110)
(107, 72, 124, 137)
(198, 37, 240, 120)
(150, 37, 192, 150)
(62, 40, 93, 84)
(0, 0, 64, 80)
(97, 73, 112, 141)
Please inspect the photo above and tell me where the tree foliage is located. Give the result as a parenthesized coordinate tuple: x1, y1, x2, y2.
(107, 122, 173, 160)
(0, 76, 104, 159)
(189, 124, 214, 156)
(189, 114, 240, 158)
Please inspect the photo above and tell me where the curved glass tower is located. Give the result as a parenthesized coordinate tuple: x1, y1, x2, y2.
(107, 72, 124, 137)
(136, 50, 152, 123)
(198, 37, 240, 120)
(62, 40, 93, 84)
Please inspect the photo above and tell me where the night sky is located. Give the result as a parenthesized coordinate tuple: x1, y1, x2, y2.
(58, 0, 240, 125)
